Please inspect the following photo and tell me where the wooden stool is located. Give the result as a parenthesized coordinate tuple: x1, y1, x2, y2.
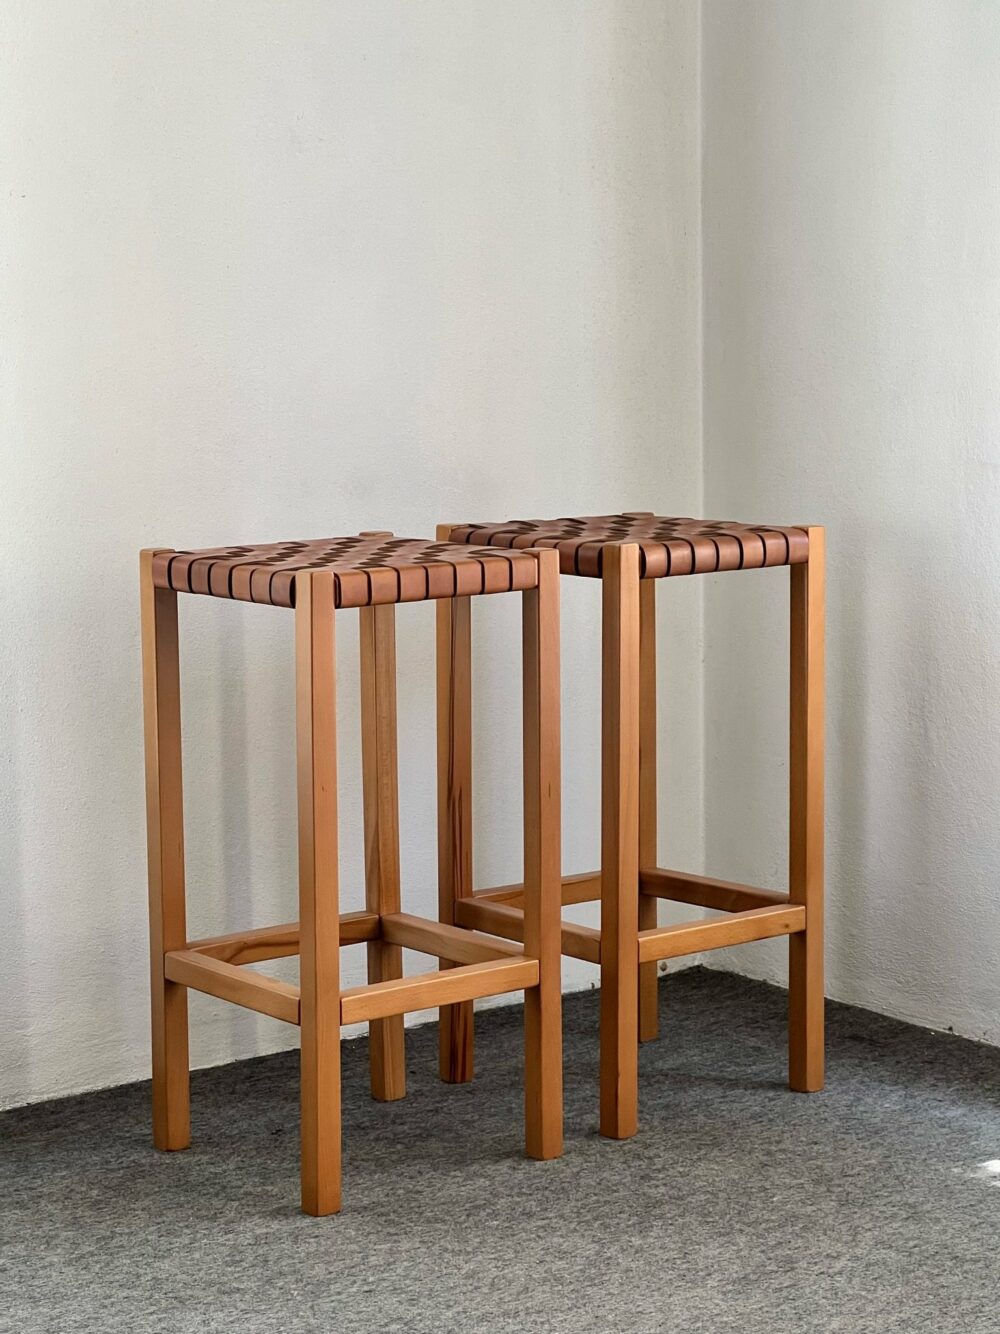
(438, 513, 824, 1139)
(140, 533, 563, 1215)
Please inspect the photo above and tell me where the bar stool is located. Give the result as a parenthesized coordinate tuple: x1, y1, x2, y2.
(437, 513, 824, 1139)
(140, 533, 563, 1215)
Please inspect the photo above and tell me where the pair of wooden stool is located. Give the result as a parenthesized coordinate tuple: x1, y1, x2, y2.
(140, 513, 824, 1216)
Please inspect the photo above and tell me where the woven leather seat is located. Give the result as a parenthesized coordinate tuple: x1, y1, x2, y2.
(448, 513, 809, 578)
(151, 535, 539, 609)
(438, 507, 825, 1141)
(141, 529, 563, 1214)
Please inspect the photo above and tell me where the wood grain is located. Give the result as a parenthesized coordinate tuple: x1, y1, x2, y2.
(436, 520, 475, 1082)
(140, 549, 190, 1153)
(164, 950, 300, 1025)
(296, 571, 342, 1216)
(639, 868, 789, 913)
(455, 897, 601, 965)
(186, 912, 379, 965)
(360, 601, 406, 1102)
(521, 549, 563, 1159)
(789, 526, 825, 1092)
(341, 958, 538, 1025)
(381, 912, 526, 964)
(599, 544, 640, 1139)
(638, 904, 806, 964)
(637, 576, 659, 1041)
(473, 871, 601, 907)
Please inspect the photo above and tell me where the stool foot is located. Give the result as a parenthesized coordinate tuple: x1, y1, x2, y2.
(301, 1043, 342, 1217)
(789, 929, 824, 1092)
(599, 983, 639, 1139)
(637, 951, 659, 1044)
(525, 990, 562, 1158)
(368, 952, 406, 1102)
(151, 981, 191, 1152)
(439, 1004, 475, 1083)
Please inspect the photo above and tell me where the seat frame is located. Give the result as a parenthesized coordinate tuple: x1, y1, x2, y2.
(140, 539, 563, 1216)
(439, 520, 825, 1139)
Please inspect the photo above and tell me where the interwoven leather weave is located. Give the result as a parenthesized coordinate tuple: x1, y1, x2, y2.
(151, 536, 539, 609)
(448, 513, 810, 578)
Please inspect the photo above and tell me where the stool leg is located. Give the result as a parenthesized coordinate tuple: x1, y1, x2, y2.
(789, 527, 825, 1092)
(600, 544, 641, 1139)
(296, 572, 342, 1216)
(522, 550, 563, 1160)
(140, 550, 190, 1152)
(360, 604, 406, 1102)
(638, 578, 659, 1042)
(436, 580, 474, 1084)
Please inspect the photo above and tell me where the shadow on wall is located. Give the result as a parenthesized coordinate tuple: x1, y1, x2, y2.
(704, 517, 994, 1039)
(831, 515, 985, 1030)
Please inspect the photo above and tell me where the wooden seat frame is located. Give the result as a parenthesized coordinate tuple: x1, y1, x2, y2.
(140, 541, 563, 1216)
(438, 521, 825, 1139)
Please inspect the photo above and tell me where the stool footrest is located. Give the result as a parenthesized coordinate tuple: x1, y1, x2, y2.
(640, 867, 789, 914)
(340, 957, 539, 1024)
(380, 912, 526, 964)
(185, 910, 380, 965)
(455, 897, 602, 965)
(473, 872, 600, 908)
(638, 904, 807, 963)
(164, 949, 301, 1025)
(168, 908, 541, 1029)
(462, 874, 801, 968)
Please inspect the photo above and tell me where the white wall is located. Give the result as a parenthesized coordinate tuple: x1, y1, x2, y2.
(701, 1, 1000, 1043)
(13, 0, 993, 1113)
(1, 2, 703, 1108)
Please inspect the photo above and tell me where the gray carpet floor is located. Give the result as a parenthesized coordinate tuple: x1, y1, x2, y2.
(3, 968, 1000, 1334)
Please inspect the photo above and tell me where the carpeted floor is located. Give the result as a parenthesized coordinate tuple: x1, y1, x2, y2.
(3, 968, 999, 1334)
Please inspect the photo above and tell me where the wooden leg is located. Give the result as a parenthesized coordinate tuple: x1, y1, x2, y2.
(436, 548, 474, 1083)
(360, 603, 406, 1102)
(599, 544, 641, 1139)
(296, 572, 342, 1216)
(638, 577, 659, 1042)
(789, 527, 825, 1092)
(140, 550, 190, 1152)
(522, 550, 563, 1160)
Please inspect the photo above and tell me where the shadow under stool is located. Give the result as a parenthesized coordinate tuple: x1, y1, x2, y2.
(140, 533, 563, 1215)
(438, 513, 825, 1139)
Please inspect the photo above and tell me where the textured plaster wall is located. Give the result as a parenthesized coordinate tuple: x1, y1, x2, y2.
(701, 0, 1000, 1045)
(1, 2, 703, 1108)
(9, 0, 995, 1113)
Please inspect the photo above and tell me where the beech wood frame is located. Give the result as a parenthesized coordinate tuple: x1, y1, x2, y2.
(140, 544, 563, 1217)
(441, 526, 825, 1138)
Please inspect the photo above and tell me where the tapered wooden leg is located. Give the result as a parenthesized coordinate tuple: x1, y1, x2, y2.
(360, 603, 406, 1102)
(789, 527, 825, 1092)
(522, 550, 563, 1159)
(436, 533, 474, 1082)
(600, 544, 641, 1139)
(140, 550, 191, 1152)
(296, 572, 342, 1216)
(638, 577, 659, 1042)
